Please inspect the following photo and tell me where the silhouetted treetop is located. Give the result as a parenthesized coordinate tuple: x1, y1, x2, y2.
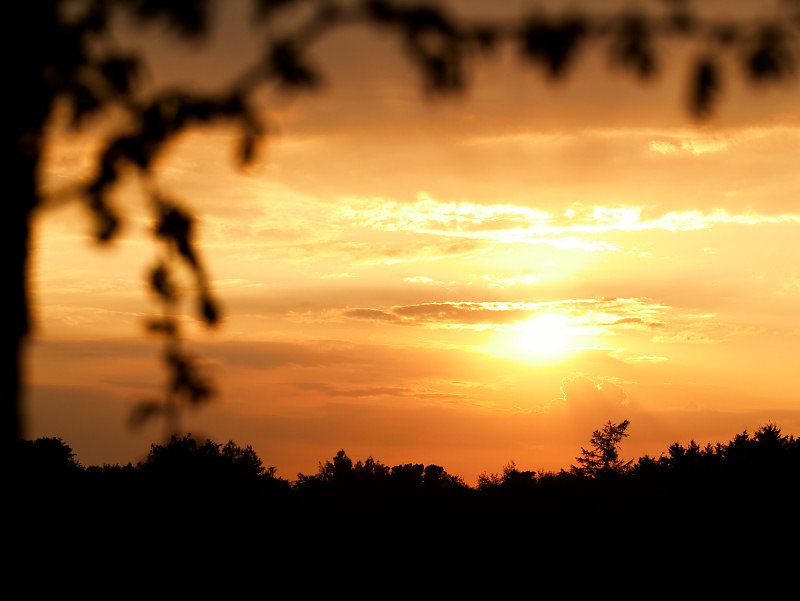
(572, 419, 633, 478)
(140, 433, 279, 480)
(12, 436, 81, 477)
(295, 448, 467, 498)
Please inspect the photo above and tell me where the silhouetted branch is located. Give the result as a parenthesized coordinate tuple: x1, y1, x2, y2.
(9, 0, 800, 444)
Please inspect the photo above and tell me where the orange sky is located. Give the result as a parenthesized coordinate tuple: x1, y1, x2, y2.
(27, 0, 800, 482)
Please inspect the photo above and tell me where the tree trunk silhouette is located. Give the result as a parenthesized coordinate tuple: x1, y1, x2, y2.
(9, 125, 39, 447)
(9, 2, 53, 448)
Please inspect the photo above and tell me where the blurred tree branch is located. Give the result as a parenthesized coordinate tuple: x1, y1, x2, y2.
(9, 0, 800, 445)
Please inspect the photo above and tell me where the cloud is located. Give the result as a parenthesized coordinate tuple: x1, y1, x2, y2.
(651, 322, 756, 345)
(649, 137, 731, 155)
(354, 239, 484, 265)
(289, 381, 469, 401)
(343, 308, 403, 324)
(550, 375, 634, 419)
(336, 296, 750, 348)
(626, 356, 669, 363)
(343, 298, 672, 330)
(32, 339, 157, 360)
(291, 382, 414, 398)
(404, 276, 446, 285)
(481, 273, 540, 288)
(37, 305, 146, 329)
(340, 195, 800, 253)
(612, 317, 644, 325)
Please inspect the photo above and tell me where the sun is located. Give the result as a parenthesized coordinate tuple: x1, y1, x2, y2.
(514, 313, 573, 358)
(483, 312, 578, 363)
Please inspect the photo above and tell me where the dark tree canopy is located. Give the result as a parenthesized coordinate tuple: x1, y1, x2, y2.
(9, 0, 800, 444)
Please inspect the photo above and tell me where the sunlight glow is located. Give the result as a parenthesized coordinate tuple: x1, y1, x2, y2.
(515, 314, 573, 357)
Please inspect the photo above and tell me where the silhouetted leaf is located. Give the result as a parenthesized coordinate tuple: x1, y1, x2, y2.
(747, 26, 794, 82)
(237, 106, 265, 167)
(95, 208, 120, 242)
(270, 42, 319, 88)
(254, 0, 301, 21)
(130, 399, 164, 427)
(113, 133, 159, 170)
(70, 82, 103, 128)
(127, 0, 212, 39)
(147, 316, 179, 336)
(149, 263, 176, 301)
(239, 130, 258, 166)
(713, 24, 741, 47)
(396, 5, 463, 92)
(141, 99, 173, 146)
(79, 0, 110, 34)
(659, 0, 694, 32)
(220, 93, 245, 116)
(99, 55, 141, 96)
(520, 17, 587, 79)
(177, 98, 219, 125)
(611, 14, 657, 79)
(88, 193, 121, 242)
(418, 45, 463, 92)
(403, 6, 455, 37)
(155, 201, 198, 268)
(472, 26, 499, 53)
(690, 56, 720, 118)
(199, 294, 219, 327)
(166, 349, 213, 404)
(366, 0, 398, 23)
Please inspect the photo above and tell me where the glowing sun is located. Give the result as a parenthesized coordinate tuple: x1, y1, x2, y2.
(515, 314, 573, 357)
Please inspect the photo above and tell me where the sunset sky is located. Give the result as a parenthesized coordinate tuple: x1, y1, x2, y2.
(27, 0, 800, 482)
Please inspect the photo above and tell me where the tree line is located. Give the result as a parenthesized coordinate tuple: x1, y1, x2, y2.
(11, 420, 798, 579)
(14, 421, 798, 503)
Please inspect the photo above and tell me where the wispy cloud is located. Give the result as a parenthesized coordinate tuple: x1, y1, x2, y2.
(343, 298, 671, 330)
(648, 137, 730, 155)
(337, 297, 754, 348)
(481, 273, 540, 287)
(652, 323, 757, 345)
(340, 195, 800, 250)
